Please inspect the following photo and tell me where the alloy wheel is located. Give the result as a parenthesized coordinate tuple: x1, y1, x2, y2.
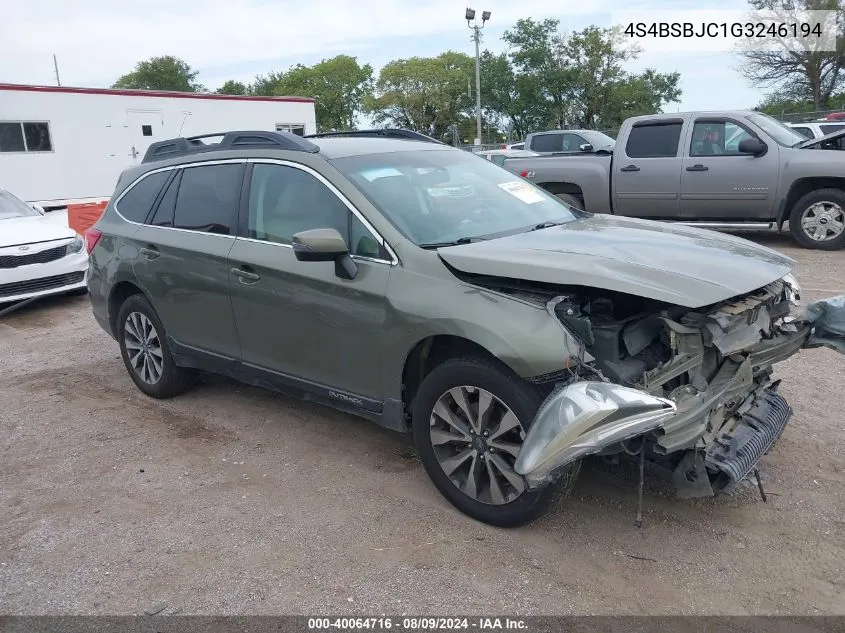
(124, 312, 164, 385)
(429, 385, 528, 505)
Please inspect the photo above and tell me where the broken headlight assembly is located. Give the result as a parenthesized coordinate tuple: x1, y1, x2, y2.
(782, 272, 801, 307)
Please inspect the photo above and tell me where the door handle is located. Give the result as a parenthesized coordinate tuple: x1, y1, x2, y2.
(139, 246, 159, 260)
(231, 267, 260, 282)
(620, 164, 640, 172)
(686, 164, 709, 172)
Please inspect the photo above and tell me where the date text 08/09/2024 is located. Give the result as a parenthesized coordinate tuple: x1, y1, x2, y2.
(307, 618, 527, 631)
(623, 21, 823, 39)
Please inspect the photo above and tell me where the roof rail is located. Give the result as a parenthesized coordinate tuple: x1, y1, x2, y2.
(303, 128, 445, 144)
(141, 130, 320, 163)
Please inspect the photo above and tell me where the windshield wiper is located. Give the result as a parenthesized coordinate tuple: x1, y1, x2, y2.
(529, 221, 566, 231)
(418, 236, 486, 249)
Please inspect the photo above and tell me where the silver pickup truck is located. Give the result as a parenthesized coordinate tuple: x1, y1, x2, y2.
(503, 111, 845, 250)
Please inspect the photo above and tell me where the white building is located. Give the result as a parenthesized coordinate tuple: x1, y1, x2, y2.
(0, 83, 317, 209)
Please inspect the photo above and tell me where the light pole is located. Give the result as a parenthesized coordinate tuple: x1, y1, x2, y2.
(465, 7, 490, 147)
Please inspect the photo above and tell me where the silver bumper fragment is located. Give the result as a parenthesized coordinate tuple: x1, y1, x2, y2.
(804, 294, 845, 354)
(514, 382, 676, 488)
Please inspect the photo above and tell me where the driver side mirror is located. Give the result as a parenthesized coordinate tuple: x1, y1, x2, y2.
(578, 143, 594, 152)
(29, 203, 45, 215)
(292, 228, 358, 280)
(738, 137, 767, 157)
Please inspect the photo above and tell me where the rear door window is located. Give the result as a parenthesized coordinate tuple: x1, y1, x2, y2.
(172, 163, 243, 235)
(625, 122, 683, 158)
(117, 171, 170, 223)
(529, 134, 564, 152)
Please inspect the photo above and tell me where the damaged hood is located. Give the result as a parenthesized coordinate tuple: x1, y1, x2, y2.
(797, 127, 845, 149)
(438, 215, 793, 308)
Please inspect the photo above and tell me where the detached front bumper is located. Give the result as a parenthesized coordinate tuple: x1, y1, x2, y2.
(515, 294, 845, 495)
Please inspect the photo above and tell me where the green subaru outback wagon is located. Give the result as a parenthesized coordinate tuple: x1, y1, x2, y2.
(86, 129, 844, 527)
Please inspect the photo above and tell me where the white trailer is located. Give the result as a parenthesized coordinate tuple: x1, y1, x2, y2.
(0, 83, 317, 209)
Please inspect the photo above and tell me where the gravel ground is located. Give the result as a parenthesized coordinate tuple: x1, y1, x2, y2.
(1, 231, 843, 616)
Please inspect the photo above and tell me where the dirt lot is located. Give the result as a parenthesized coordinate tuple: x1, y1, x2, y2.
(1, 231, 843, 616)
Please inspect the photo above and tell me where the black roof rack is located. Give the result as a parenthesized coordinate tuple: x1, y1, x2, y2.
(141, 130, 320, 163)
(303, 128, 445, 144)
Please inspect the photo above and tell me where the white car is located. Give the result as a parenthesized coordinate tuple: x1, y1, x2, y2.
(786, 121, 845, 140)
(0, 188, 88, 305)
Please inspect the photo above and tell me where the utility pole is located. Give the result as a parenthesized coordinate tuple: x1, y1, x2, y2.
(52, 54, 61, 87)
(466, 8, 490, 147)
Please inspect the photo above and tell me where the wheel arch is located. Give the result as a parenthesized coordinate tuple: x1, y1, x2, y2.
(398, 333, 544, 432)
(108, 280, 150, 338)
(781, 177, 845, 226)
(537, 181, 584, 204)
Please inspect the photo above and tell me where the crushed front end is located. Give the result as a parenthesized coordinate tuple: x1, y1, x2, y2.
(508, 276, 844, 498)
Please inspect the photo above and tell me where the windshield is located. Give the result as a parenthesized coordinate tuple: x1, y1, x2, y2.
(0, 190, 40, 220)
(586, 131, 616, 147)
(746, 113, 806, 147)
(330, 149, 581, 246)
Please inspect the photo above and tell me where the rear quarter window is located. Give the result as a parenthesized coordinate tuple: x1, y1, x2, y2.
(116, 171, 170, 223)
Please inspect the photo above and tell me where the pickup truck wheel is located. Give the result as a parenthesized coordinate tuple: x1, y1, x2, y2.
(554, 193, 584, 211)
(789, 189, 845, 250)
(411, 357, 576, 527)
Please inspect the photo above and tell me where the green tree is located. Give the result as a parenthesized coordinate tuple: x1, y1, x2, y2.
(501, 20, 681, 131)
(603, 69, 682, 128)
(217, 80, 248, 95)
(738, 0, 845, 109)
(275, 56, 373, 131)
(502, 19, 572, 129)
(756, 92, 845, 116)
(479, 51, 547, 140)
(249, 71, 286, 96)
(365, 51, 476, 139)
(112, 56, 205, 92)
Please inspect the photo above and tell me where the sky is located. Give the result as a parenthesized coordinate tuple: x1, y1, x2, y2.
(1, 0, 765, 114)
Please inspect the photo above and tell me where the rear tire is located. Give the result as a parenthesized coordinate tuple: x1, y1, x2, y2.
(554, 193, 585, 211)
(411, 356, 576, 527)
(789, 188, 845, 250)
(116, 294, 195, 399)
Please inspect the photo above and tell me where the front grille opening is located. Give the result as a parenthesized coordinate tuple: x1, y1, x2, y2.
(0, 272, 84, 298)
(0, 245, 68, 269)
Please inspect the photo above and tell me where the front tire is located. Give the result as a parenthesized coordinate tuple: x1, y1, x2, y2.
(789, 188, 845, 250)
(411, 356, 576, 527)
(116, 294, 195, 399)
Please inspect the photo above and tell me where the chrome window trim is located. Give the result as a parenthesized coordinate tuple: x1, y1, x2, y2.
(112, 158, 245, 238)
(111, 157, 399, 265)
